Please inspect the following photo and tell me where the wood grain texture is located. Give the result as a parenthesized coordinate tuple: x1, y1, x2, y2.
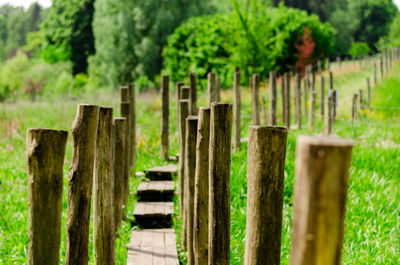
(244, 126, 287, 265)
(113, 117, 126, 230)
(120, 102, 131, 208)
(208, 103, 232, 265)
(193, 108, 210, 265)
(93, 107, 115, 265)
(66, 104, 99, 265)
(291, 136, 353, 265)
(27, 128, 68, 265)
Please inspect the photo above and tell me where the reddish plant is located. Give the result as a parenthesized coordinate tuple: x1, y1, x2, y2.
(295, 27, 316, 76)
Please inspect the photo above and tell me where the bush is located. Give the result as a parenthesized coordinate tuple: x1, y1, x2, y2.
(0, 52, 30, 99)
(349, 42, 371, 57)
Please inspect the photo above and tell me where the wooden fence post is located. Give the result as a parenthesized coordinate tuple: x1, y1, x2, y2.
(120, 102, 131, 208)
(244, 126, 287, 265)
(161, 75, 169, 161)
(290, 136, 353, 265)
(261, 96, 267, 125)
(181, 86, 190, 100)
(303, 78, 308, 119)
(285, 73, 291, 129)
(113, 117, 126, 230)
(373, 63, 377, 87)
(320, 75, 325, 117)
(295, 73, 301, 129)
(66, 104, 99, 265)
(193, 108, 211, 265)
(325, 95, 333, 135)
(217, 77, 221, 102)
(93, 107, 115, 265)
(332, 90, 337, 121)
(367, 78, 371, 109)
(179, 99, 189, 249)
(352, 94, 358, 121)
(185, 116, 198, 265)
(233, 68, 241, 151)
(209, 103, 232, 265)
(309, 91, 316, 129)
(281, 74, 286, 125)
(269, 71, 277, 126)
(380, 55, 384, 79)
(252, 74, 260, 125)
(176, 81, 185, 132)
(27, 129, 68, 265)
(128, 84, 136, 169)
(208, 72, 218, 106)
(190, 73, 198, 115)
(359, 89, 363, 109)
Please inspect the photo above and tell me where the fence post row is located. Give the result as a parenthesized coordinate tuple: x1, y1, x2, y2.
(244, 126, 287, 265)
(208, 103, 232, 265)
(27, 129, 68, 265)
(93, 107, 115, 265)
(66, 104, 99, 265)
(291, 136, 353, 265)
(161, 75, 169, 161)
(193, 107, 211, 265)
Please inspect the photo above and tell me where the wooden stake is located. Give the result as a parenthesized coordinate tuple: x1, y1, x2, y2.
(291, 136, 353, 265)
(244, 126, 287, 265)
(190, 73, 198, 115)
(332, 90, 337, 120)
(303, 78, 308, 118)
(285, 73, 291, 129)
(380, 55, 384, 79)
(209, 103, 232, 265)
(281, 74, 286, 125)
(93, 107, 115, 265)
(185, 116, 198, 265)
(193, 108, 211, 265)
(120, 102, 131, 208)
(113, 117, 126, 230)
(128, 84, 136, 170)
(181, 86, 190, 100)
(176, 81, 185, 135)
(309, 91, 316, 129)
(373, 63, 377, 86)
(359, 89, 363, 109)
(179, 99, 189, 249)
(367, 78, 371, 109)
(269, 71, 277, 126)
(295, 73, 301, 128)
(208, 72, 218, 106)
(320, 75, 325, 117)
(27, 129, 68, 265)
(261, 96, 267, 125)
(352, 94, 358, 121)
(233, 68, 241, 151)
(252, 74, 260, 125)
(325, 95, 333, 135)
(161, 75, 169, 161)
(66, 104, 99, 265)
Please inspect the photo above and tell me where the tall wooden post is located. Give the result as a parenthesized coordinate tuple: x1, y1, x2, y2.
(190, 73, 198, 115)
(176, 81, 185, 132)
(113, 117, 126, 229)
(261, 96, 267, 125)
(93, 107, 115, 265)
(309, 91, 316, 129)
(120, 102, 131, 208)
(352, 94, 358, 121)
(317, 60, 322, 75)
(285, 73, 291, 129)
(373, 63, 377, 86)
(367, 78, 371, 109)
(208, 72, 218, 106)
(359, 89, 363, 109)
(128, 84, 136, 169)
(303, 78, 308, 118)
(252, 74, 260, 125)
(181, 86, 190, 100)
(320, 75, 325, 117)
(185, 116, 198, 265)
(325, 95, 333, 135)
(294, 73, 301, 128)
(244, 126, 287, 265)
(380, 55, 384, 79)
(193, 108, 211, 265)
(281, 74, 286, 125)
(269, 71, 277, 126)
(209, 103, 232, 265)
(27, 129, 68, 265)
(161, 75, 169, 161)
(290, 136, 353, 265)
(332, 90, 337, 121)
(217, 77, 221, 102)
(179, 99, 189, 249)
(233, 68, 241, 151)
(66, 104, 99, 265)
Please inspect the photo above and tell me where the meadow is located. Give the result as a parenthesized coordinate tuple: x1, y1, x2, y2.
(0, 60, 399, 264)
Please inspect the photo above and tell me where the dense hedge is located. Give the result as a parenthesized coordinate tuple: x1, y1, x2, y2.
(163, 5, 335, 87)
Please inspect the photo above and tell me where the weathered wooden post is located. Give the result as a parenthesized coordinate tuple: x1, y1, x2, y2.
(290, 136, 353, 265)
(303, 78, 308, 118)
(190, 73, 198, 115)
(93, 107, 115, 265)
(373, 63, 377, 86)
(281, 74, 286, 125)
(27, 129, 68, 265)
(261, 96, 267, 125)
(325, 95, 333, 135)
(181, 86, 190, 100)
(295, 73, 301, 129)
(269, 71, 277, 126)
(332, 90, 337, 121)
(120, 102, 131, 207)
(176, 81, 185, 131)
(352, 94, 358, 121)
(208, 72, 218, 106)
(185, 116, 198, 265)
(209, 103, 232, 265)
(244, 126, 287, 265)
(252, 74, 261, 125)
(128, 84, 136, 169)
(380, 55, 384, 79)
(217, 77, 221, 102)
(285, 73, 291, 129)
(233, 67, 241, 151)
(367, 78, 371, 109)
(359, 89, 363, 109)
(309, 91, 316, 129)
(161, 75, 169, 161)
(193, 108, 211, 265)
(66, 104, 99, 265)
(320, 75, 325, 117)
(113, 117, 126, 230)
(179, 99, 189, 249)
(317, 60, 322, 75)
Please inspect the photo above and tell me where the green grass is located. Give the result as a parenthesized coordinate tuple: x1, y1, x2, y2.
(0, 60, 399, 264)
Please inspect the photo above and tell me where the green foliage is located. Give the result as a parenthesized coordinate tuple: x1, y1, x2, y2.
(378, 12, 400, 50)
(40, 43, 71, 64)
(0, 51, 29, 99)
(163, 4, 334, 85)
(349, 42, 371, 57)
(43, 0, 95, 74)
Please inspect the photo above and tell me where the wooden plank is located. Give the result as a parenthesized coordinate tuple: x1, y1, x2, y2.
(145, 165, 178, 181)
(137, 181, 174, 192)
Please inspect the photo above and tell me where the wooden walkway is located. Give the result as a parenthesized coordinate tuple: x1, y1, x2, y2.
(127, 165, 179, 264)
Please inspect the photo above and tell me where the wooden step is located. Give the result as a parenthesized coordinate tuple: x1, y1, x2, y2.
(137, 181, 175, 202)
(133, 202, 174, 228)
(144, 165, 177, 181)
(127, 228, 179, 265)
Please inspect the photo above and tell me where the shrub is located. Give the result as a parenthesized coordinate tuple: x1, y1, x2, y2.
(0, 52, 30, 99)
(349, 42, 371, 57)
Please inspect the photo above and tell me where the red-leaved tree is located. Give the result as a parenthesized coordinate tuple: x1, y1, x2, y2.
(295, 27, 316, 75)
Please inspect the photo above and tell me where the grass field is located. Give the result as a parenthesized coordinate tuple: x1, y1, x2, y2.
(0, 60, 399, 264)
